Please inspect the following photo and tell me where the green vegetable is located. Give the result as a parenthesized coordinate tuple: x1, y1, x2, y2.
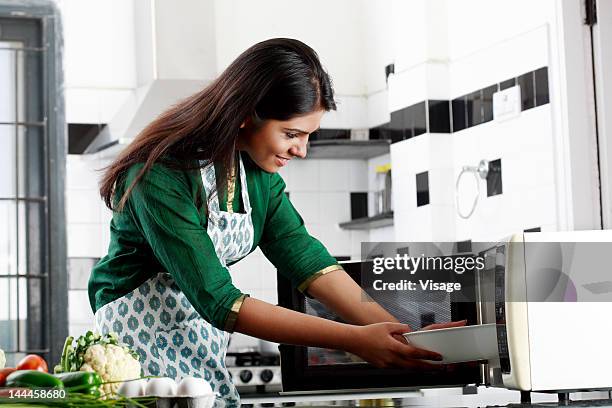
(53, 331, 142, 397)
(54, 331, 139, 374)
(54, 371, 101, 394)
(6, 370, 64, 389)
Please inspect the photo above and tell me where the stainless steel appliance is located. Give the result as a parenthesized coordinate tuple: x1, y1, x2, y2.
(226, 351, 282, 393)
(277, 259, 480, 393)
(277, 230, 612, 394)
(476, 230, 612, 392)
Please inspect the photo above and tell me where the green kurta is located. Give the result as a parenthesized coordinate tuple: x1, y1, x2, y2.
(88, 153, 340, 331)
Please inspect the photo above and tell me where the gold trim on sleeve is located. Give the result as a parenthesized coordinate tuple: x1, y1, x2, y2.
(223, 293, 249, 333)
(297, 264, 344, 294)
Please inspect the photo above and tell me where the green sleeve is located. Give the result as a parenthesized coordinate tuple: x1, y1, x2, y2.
(125, 163, 246, 331)
(258, 172, 340, 293)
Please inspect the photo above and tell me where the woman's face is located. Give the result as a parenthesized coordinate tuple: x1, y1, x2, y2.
(237, 109, 325, 173)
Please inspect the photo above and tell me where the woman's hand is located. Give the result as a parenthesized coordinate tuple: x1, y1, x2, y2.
(345, 322, 445, 369)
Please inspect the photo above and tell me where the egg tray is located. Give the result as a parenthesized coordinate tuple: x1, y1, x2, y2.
(143, 395, 216, 408)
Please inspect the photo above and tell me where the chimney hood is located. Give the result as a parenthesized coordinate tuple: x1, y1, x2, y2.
(85, 0, 216, 155)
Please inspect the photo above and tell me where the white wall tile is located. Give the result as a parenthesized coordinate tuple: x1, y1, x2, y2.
(316, 225, 351, 257)
(100, 225, 111, 256)
(366, 90, 391, 128)
(350, 230, 369, 260)
(67, 224, 104, 258)
(502, 151, 556, 193)
(66, 155, 102, 190)
(229, 256, 262, 292)
(277, 166, 291, 191)
(347, 160, 369, 191)
(288, 159, 321, 192)
(388, 65, 428, 112)
(289, 192, 320, 224)
(428, 167, 455, 206)
(260, 289, 278, 305)
(369, 225, 395, 242)
(69, 323, 95, 339)
(259, 254, 278, 291)
(430, 205, 456, 241)
(100, 203, 113, 226)
(318, 161, 350, 192)
(321, 95, 368, 129)
(449, 25, 549, 97)
(319, 192, 350, 224)
(228, 332, 258, 352)
(68, 290, 94, 324)
(66, 189, 101, 224)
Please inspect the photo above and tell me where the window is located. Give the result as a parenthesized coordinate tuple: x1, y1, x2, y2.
(0, 6, 67, 368)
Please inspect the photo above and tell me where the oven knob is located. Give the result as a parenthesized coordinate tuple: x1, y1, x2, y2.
(239, 370, 253, 383)
(260, 369, 274, 383)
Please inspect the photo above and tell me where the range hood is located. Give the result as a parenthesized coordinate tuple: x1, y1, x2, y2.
(84, 0, 216, 155)
(84, 79, 208, 154)
(83, 0, 390, 160)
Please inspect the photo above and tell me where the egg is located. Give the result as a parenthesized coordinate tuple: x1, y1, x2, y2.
(145, 377, 178, 397)
(176, 376, 214, 397)
(117, 378, 147, 398)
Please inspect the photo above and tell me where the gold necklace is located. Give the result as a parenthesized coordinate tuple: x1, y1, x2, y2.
(226, 160, 236, 214)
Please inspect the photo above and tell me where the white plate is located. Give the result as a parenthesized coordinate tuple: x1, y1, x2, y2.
(403, 323, 499, 364)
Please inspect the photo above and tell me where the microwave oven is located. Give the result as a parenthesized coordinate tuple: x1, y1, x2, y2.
(277, 257, 481, 393)
(277, 231, 612, 394)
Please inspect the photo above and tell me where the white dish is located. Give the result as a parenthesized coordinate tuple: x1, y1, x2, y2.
(403, 323, 499, 364)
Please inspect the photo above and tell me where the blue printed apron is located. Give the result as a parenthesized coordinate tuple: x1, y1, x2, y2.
(94, 153, 254, 408)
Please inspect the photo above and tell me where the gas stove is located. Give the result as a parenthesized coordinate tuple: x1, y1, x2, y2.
(226, 351, 282, 391)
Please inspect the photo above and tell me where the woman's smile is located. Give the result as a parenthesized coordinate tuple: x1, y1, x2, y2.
(275, 155, 291, 167)
(237, 109, 324, 173)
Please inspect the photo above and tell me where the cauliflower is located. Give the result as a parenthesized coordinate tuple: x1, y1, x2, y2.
(80, 343, 142, 396)
(54, 331, 142, 397)
(0, 348, 5, 369)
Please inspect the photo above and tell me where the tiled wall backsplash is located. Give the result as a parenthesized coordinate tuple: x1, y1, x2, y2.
(372, 67, 549, 142)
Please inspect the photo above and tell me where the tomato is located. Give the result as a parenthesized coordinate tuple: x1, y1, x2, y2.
(16, 355, 48, 373)
(0, 368, 17, 386)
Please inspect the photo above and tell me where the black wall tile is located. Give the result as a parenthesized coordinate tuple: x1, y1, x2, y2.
(385, 63, 395, 83)
(500, 78, 516, 90)
(428, 100, 451, 133)
(452, 96, 467, 132)
(413, 102, 427, 136)
(456, 240, 472, 253)
(335, 256, 351, 261)
(482, 85, 498, 123)
(535, 67, 549, 106)
(467, 90, 483, 128)
(370, 124, 393, 141)
(390, 110, 406, 143)
(317, 129, 350, 140)
(350, 192, 369, 220)
(487, 159, 503, 197)
(403, 107, 414, 139)
(397, 246, 410, 256)
(524, 227, 541, 233)
(416, 171, 430, 206)
(518, 71, 535, 110)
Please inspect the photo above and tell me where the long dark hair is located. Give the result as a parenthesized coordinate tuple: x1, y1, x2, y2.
(100, 38, 336, 210)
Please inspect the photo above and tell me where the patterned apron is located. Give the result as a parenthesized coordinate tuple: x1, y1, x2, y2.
(94, 153, 254, 408)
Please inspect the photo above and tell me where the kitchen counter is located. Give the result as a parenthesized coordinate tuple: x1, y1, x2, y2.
(241, 388, 612, 407)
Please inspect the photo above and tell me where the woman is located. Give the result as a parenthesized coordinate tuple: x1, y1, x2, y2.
(89, 38, 462, 407)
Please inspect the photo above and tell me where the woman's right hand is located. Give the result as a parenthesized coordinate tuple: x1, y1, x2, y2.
(345, 322, 444, 369)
